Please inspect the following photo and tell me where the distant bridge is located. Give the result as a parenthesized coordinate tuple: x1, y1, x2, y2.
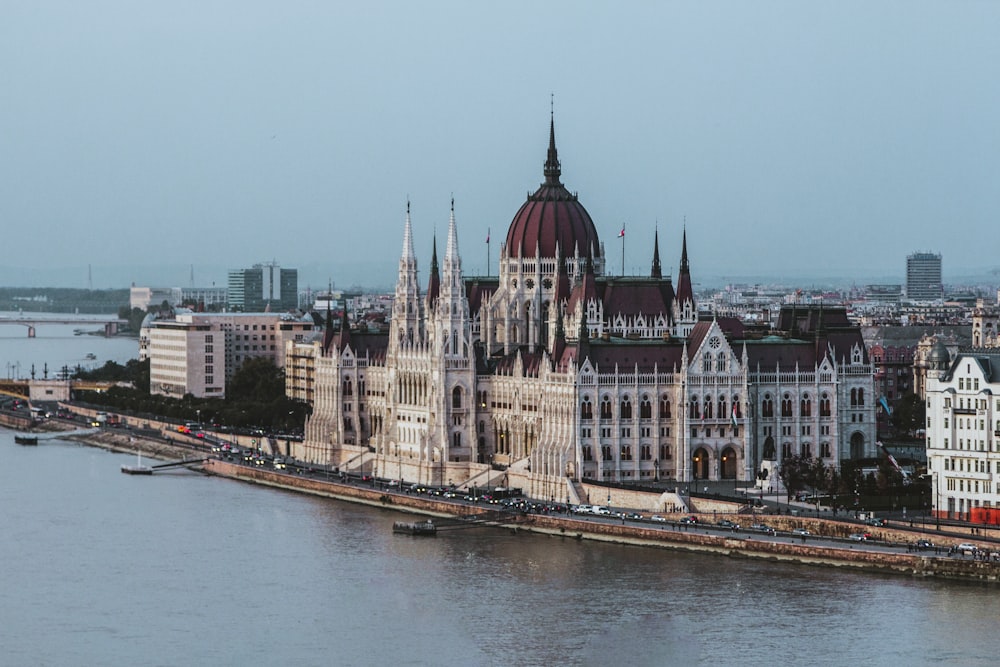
(0, 378, 119, 402)
(0, 317, 127, 338)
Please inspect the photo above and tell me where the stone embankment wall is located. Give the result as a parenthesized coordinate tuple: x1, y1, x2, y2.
(204, 459, 1000, 583)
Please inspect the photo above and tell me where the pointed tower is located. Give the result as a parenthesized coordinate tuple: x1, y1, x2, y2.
(390, 201, 424, 350)
(426, 235, 440, 314)
(651, 228, 662, 279)
(673, 227, 696, 337)
(437, 197, 471, 358)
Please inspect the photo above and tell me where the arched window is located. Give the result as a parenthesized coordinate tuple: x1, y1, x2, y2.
(762, 395, 774, 418)
(452, 432, 462, 448)
(716, 354, 726, 372)
(660, 395, 671, 418)
(781, 393, 793, 417)
(801, 395, 811, 417)
(452, 386, 462, 409)
(820, 393, 831, 417)
(690, 396, 700, 419)
(581, 397, 594, 420)
(703, 353, 712, 373)
(857, 388, 865, 406)
(600, 396, 613, 420)
(733, 395, 742, 418)
(343, 379, 353, 396)
(640, 396, 652, 419)
(704, 396, 713, 419)
(620, 396, 633, 419)
(718, 395, 727, 420)
(851, 388, 858, 407)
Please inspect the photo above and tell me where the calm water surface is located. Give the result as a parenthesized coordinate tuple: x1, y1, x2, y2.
(1, 432, 999, 667)
(2, 322, 999, 665)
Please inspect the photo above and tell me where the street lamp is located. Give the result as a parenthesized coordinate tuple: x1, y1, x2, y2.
(933, 471, 941, 531)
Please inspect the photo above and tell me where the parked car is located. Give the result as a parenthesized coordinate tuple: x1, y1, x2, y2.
(792, 528, 811, 536)
(750, 523, 775, 534)
(865, 517, 886, 527)
(956, 543, 978, 554)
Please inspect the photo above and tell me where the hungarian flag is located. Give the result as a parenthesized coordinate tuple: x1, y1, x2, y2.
(485, 228, 490, 243)
(732, 403, 739, 427)
(618, 226, 625, 238)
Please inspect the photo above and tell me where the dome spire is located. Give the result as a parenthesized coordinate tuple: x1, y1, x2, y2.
(543, 99, 562, 186)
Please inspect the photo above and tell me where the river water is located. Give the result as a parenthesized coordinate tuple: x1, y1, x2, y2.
(2, 322, 999, 666)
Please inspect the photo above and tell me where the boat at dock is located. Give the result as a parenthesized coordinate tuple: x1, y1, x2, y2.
(392, 520, 437, 536)
(121, 450, 153, 475)
(14, 434, 38, 445)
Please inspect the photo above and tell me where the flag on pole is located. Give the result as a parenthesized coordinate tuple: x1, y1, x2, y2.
(732, 403, 739, 428)
(618, 226, 625, 238)
(485, 228, 490, 243)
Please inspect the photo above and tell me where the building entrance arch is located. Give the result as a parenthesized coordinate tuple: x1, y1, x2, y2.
(850, 432, 865, 460)
(720, 446, 738, 480)
(692, 447, 710, 480)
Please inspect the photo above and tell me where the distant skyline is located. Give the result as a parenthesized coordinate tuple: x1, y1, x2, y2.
(3, 2, 999, 290)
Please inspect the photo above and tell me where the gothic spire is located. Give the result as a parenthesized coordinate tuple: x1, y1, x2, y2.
(543, 108, 562, 186)
(401, 199, 415, 261)
(445, 196, 459, 262)
(651, 227, 662, 279)
(427, 233, 440, 309)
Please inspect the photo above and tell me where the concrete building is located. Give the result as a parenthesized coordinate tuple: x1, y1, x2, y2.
(146, 312, 317, 398)
(130, 286, 182, 311)
(228, 263, 298, 312)
(925, 344, 1000, 521)
(906, 252, 943, 302)
(286, 116, 877, 500)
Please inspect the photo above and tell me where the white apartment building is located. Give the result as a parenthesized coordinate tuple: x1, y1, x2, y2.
(925, 343, 1000, 521)
(146, 312, 318, 398)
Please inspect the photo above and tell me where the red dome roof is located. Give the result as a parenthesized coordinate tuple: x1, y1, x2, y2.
(504, 118, 601, 260)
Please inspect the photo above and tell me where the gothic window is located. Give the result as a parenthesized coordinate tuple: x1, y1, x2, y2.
(343, 379, 353, 396)
(704, 396, 713, 419)
(716, 354, 726, 372)
(857, 388, 865, 406)
(690, 396, 700, 419)
(801, 395, 811, 417)
(762, 395, 774, 418)
(581, 397, 594, 420)
(660, 395, 671, 418)
(820, 393, 831, 417)
(851, 388, 858, 407)
(621, 445, 633, 461)
(718, 396, 727, 420)
(733, 395, 742, 418)
(601, 445, 613, 461)
(620, 396, 633, 419)
(703, 353, 712, 373)
(640, 396, 652, 419)
(452, 386, 463, 409)
(600, 396, 613, 420)
(781, 442, 792, 458)
(781, 394, 793, 417)
(801, 442, 812, 458)
(452, 432, 462, 448)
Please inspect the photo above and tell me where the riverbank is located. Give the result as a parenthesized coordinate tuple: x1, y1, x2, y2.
(202, 458, 1000, 584)
(11, 419, 1000, 584)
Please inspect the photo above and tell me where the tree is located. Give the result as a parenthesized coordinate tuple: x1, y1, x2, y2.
(890, 393, 926, 438)
(778, 455, 812, 501)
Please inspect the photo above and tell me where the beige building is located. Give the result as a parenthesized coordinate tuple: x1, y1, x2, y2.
(147, 312, 318, 398)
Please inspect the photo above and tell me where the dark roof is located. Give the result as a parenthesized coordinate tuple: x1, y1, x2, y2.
(504, 116, 601, 260)
(465, 278, 499, 313)
(582, 338, 685, 373)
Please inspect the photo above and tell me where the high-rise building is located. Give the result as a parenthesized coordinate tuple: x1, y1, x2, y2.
(905, 252, 943, 302)
(228, 263, 298, 312)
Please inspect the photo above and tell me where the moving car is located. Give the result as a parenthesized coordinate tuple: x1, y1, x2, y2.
(792, 528, 811, 536)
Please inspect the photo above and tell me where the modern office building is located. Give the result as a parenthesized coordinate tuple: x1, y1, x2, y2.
(228, 263, 298, 312)
(905, 252, 943, 302)
(145, 312, 317, 398)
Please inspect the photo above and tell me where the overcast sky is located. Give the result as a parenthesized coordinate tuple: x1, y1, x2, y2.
(2, 2, 998, 291)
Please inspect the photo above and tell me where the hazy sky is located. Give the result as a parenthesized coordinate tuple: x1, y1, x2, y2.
(3, 2, 999, 290)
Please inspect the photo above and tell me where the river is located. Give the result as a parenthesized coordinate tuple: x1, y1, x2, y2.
(2, 322, 999, 665)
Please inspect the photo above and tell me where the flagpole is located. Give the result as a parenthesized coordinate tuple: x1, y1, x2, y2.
(486, 228, 491, 276)
(620, 223, 625, 276)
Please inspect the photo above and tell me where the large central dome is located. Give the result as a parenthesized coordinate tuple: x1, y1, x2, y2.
(504, 118, 601, 260)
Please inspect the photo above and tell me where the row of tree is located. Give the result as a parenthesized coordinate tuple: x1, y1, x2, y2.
(73, 357, 310, 433)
